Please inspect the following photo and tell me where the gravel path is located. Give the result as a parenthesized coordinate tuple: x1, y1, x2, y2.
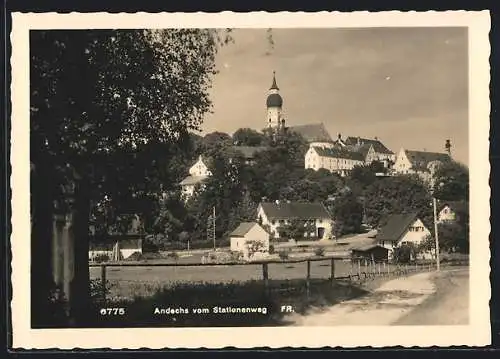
(395, 267, 469, 325)
(287, 271, 437, 326)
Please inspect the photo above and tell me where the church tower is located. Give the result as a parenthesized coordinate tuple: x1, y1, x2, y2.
(266, 71, 283, 129)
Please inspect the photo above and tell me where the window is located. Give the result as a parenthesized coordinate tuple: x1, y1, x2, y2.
(279, 220, 285, 225)
(271, 220, 276, 225)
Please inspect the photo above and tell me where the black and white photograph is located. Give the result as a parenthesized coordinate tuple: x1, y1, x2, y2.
(10, 11, 490, 349)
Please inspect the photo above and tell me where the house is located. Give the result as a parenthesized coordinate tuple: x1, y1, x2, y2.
(229, 222, 270, 261)
(179, 155, 213, 199)
(305, 146, 365, 177)
(376, 212, 432, 259)
(89, 214, 144, 261)
(437, 201, 466, 223)
(257, 201, 333, 239)
(393, 148, 451, 185)
(351, 244, 390, 262)
(89, 238, 143, 261)
(344, 136, 395, 167)
(334, 134, 395, 168)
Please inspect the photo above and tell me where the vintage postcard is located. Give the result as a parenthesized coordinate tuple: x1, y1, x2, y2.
(10, 11, 491, 349)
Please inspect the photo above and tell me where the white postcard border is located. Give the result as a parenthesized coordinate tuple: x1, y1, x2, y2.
(10, 10, 491, 349)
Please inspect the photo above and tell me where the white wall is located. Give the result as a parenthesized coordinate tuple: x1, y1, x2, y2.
(88, 248, 141, 260)
(438, 206, 457, 223)
(188, 157, 212, 177)
(393, 148, 413, 174)
(257, 206, 332, 239)
(230, 224, 270, 260)
(121, 248, 142, 259)
(305, 148, 363, 176)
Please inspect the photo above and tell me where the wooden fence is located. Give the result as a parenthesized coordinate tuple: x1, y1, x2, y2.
(89, 256, 453, 304)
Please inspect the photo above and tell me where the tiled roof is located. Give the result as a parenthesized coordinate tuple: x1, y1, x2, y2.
(376, 212, 420, 241)
(288, 123, 333, 143)
(179, 175, 208, 186)
(405, 150, 451, 171)
(230, 222, 261, 237)
(260, 201, 331, 220)
(352, 244, 389, 252)
(313, 146, 365, 161)
(439, 200, 467, 212)
(344, 137, 394, 155)
(89, 238, 142, 251)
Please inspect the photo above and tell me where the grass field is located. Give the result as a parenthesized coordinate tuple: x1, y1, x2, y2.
(89, 257, 412, 300)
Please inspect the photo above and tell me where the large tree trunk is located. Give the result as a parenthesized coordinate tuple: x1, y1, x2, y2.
(31, 164, 58, 328)
(68, 178, 92, 326)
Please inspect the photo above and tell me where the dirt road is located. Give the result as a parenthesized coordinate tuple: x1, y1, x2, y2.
(287, 267, 468, 326)
(395, 267, 469, 325)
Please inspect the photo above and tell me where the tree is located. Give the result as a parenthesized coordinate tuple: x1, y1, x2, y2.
(393, 243, 417, 264)
(202, 131, 233, 156)
(30, 29, 228, 326)
(438, 222, 469, 253)
(433, 161, 469, 201)
(232, 128, 267, 146)
(363, 175, 433, 230)
(278, 219, 310, 240)
(332, 192, 363, 237)
(185, 151, 246, 242)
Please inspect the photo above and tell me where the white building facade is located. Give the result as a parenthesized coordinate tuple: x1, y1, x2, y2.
(305, 146, 365, 177)
(230, 222, 270, 261)
(179, 155, 212, 200)
(257, 202, 333, 240)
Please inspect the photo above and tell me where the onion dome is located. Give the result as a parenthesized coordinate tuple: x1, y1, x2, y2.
(266, 71, 283, 107)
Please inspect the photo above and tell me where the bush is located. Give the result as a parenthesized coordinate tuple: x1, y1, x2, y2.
(166, 251, 179, 260)
(314, 247, 325, 257)
(278, 250, 289, 260)
(93, 254, 110, 263)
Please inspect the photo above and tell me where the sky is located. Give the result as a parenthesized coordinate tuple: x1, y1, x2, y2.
(201, 27, 469, 165)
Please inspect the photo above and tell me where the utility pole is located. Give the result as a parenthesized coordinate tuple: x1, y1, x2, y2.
(432, 197, 441, 271)
(212, 206, 216, 250)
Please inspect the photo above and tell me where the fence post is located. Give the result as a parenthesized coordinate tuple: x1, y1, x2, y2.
(262, 263, 269, 292)
(357, 259, 361, 278)
(100, 264, 107, 304)
(306, 260, 311, 298)
(330, 258, 335, 285)
(378, 262, 381, 275)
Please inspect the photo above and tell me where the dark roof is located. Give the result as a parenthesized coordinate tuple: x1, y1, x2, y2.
(376, 212, 419, 241)
(266, 93, 283, 107)
(230, 222, 262, 237)
(439, 200, 467, 212)
(288, 123, 333, 143)
(229, 146, 269, 159)
(259, 202, 331, 220)
(89, 238, 142, 251)
(344, 137, 394, 155)
(179, 175, 208, 186)
(313, 146, 365, 161)
(405, 150, 451, 171)
(352, 244, 389, 252)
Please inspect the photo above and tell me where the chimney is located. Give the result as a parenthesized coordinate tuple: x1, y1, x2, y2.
(374, 136, 378, 141)
(445, 139, 452, 156)
(338, 133, 342, 140)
